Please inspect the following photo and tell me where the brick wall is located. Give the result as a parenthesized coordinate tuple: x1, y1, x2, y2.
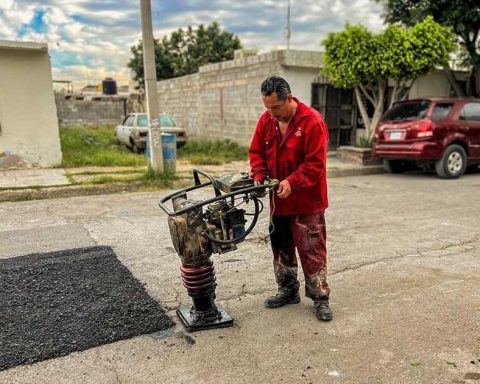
(55, 94, 128, 128)
(157, 49, 323, 146)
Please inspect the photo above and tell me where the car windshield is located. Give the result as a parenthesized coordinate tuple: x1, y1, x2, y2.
(137, 114, 175, 127)
(382, 100, 431, 122)
(159, 115, 175, 127)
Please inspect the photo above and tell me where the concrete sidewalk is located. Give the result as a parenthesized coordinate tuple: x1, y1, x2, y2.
(0, 155, 384, 192)
(0, 168, 70, 188)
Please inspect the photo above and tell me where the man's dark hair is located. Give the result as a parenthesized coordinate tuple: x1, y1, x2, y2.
(261, 76, 291, 100)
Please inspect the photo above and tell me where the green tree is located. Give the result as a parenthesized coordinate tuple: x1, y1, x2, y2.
(321, 17, 455, 139)
(374, 0, 480, 97)
(128, 22, 242, 87)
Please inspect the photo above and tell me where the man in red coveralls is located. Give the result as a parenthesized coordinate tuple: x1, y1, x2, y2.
(249, 76, 332, 321)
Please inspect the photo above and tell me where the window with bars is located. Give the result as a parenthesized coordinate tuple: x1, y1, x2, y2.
(311, 83, 355, 148)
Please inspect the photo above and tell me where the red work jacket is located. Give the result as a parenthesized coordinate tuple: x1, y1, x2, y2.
(249, 98, 329, 216)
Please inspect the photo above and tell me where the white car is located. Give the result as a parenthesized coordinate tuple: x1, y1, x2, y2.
(115, 113, 187, 153)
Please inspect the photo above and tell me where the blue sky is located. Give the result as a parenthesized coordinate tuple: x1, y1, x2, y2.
(0, 0, 384, 87)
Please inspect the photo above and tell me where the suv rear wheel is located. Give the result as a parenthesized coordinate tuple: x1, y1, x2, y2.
(383, 159, 406, 174)
(435, 144, 467, 179)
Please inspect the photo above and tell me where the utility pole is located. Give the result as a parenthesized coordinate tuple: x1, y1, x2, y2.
(140, 0, 164, 173)
(285, 0, 291, 50)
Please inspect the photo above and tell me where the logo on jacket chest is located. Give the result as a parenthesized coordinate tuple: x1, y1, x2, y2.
(294, 127, 303, 137)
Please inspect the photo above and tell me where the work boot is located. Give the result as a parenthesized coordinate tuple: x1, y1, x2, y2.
(264, 288, 301, 308)
(314, 300, 333, 321)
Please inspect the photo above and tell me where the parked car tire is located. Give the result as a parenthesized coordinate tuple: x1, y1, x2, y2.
(435, 144, 467, 179)
(383, 159, 406, 174)
(130, 139, 142, 154)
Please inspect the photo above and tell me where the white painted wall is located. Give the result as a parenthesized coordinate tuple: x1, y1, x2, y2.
(280, 66, 319, 106)
(408, 71, 452, 99)
(0, 41, 62, 167)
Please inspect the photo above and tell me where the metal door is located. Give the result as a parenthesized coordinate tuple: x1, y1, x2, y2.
(312, 84, 354, 148)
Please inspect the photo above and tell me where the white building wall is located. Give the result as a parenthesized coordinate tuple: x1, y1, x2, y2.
(280, 66, 321, 105)
(408, 71, 452, 99)
(0, 41, 62, 168)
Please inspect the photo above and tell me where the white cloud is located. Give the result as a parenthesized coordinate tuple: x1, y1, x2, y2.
(0, 0, 385, 86)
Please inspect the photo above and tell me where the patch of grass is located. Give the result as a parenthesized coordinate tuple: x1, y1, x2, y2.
(178, 139, 248, 164)
(87, 175, 119, 185)
(60, 126, 248, 168)
(67, 169, 146, 176)
(138, 168, 178, 188)
(60, 126, 146, 168)
(354, 135, 374, 149)
(86, 169, 177, 189)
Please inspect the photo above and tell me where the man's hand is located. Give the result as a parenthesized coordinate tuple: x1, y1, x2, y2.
(276, 179, 292, 199)
(253, 179, 266, 197)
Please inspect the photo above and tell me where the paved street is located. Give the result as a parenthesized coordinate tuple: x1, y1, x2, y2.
(0, 172, 479, 384)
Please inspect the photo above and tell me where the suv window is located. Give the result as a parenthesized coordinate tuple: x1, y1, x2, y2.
(459, 102, 480, 122)
(431, 103, 454, 121)
(382, 100, 431, 122)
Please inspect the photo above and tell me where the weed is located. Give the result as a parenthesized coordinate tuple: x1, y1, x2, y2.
(355, 135, 374, 149)
(60, 126, 248, 167)
(178, 139, 248, 164)
(85, 169, 177, 189)
(60, 126, 145, 167)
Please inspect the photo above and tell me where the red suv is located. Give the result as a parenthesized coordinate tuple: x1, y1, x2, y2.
(373, 98, 480, 178)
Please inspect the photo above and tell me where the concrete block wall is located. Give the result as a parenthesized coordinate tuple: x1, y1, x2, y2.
(157, 50, 322, 146)
(55, 94, 127, 128)
(157, 73, 200, 136)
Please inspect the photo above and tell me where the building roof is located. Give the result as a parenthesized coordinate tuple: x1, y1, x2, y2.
(0, 40, 48, 51)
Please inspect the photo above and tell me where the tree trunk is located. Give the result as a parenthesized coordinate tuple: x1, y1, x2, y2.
(390, 82, 399, 107)
(389, 80, 411, 108)
(369, 83, 385, 141)
(443, 64, 465, 97)
(354, 86, 371, 137)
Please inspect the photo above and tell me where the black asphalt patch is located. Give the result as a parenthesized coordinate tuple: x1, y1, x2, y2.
(0, 246, 175, 371)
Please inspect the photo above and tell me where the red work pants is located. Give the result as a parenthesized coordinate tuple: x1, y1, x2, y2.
(270, 212, 330, 301)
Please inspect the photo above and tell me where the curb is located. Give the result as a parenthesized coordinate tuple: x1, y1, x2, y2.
(0, 182, 147, 203)
(328, 165, 384, 178)
(0, 166, 385, 203)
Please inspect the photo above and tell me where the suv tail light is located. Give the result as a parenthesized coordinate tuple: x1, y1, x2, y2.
(412, 120, 433, 138)
(376, 119, 434, 141)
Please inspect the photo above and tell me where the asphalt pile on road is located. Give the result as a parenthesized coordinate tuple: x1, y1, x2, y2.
(0, 246, 174, 371)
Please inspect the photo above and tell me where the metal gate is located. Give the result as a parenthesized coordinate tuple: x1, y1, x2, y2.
(311, 83, 355, 148)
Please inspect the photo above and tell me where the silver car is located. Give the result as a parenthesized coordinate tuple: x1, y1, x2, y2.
(115, 113, 187, 153)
